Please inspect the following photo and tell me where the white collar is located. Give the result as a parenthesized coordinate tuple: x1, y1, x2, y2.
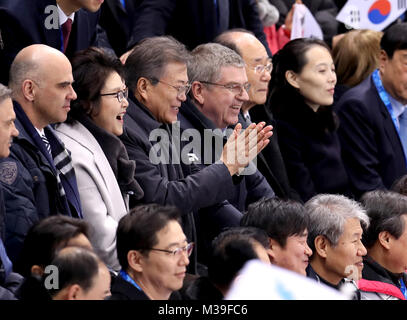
(35, 127, 45, 137)
(57, 4, 75, 26)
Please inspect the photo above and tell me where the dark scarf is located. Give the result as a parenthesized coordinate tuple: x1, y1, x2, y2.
(77, 114, 143, 200)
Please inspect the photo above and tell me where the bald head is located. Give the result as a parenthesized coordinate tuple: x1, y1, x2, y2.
(215, 31, 272, 110)
(9, 44, 70, 92)
(8, 44, 76, 129)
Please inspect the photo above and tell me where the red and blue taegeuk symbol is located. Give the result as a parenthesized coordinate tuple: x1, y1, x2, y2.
(368, 0, 391, 24)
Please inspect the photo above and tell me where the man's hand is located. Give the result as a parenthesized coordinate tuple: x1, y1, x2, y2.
(220, 122, 273, 176)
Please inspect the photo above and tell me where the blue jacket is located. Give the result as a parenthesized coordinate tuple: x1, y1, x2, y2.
(0, 102, 82, 263)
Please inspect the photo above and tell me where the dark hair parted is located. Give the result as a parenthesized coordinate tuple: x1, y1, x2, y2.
(381, 22, 407, 59)
(360, 190, 407, 248)
(68, 47, 124, 122)
(270, 38, 330, 94)
(125, 36, 190, 91)
(208, 227, 268, 288)
(46, 246, 102, 297)
(14, 215, 90, 277)
(241, 197, 309, 247)
(116, 204, 182, 270)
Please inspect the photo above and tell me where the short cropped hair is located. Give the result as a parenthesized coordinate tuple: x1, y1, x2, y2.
(0, 83, 12, 104)
(305, 194, 369, 256)
(381, 22, 407, 59)
(187, 42, 245, 84)
(125, 36, 190, 91)
(208, 227, 268, 288)
(69, 47, 124, 122)
(214, 29, 256, 56)
(360, 190, 407, 248)
(241, 197, 309, 247)
(46, 246, 102, 297)
(15, 215, 90, 277)
(116, 204, 182, 270)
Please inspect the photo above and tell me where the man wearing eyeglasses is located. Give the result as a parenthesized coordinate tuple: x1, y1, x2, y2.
(215, 30, 301, 202)
(121, 36, 272, 272)
(178, 42, 275, 263)
(0, 44, 83, 263)
(111, 204, 191, 300)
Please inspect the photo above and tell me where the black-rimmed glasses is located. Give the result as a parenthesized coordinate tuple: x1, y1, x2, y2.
(149, 242, 194, 257)
(200, 81, 251, 95)
(100, 87, 129, 103)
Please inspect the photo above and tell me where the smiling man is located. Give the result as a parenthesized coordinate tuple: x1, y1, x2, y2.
(305, 194, 369, 299)
(0, 44, 83, 263)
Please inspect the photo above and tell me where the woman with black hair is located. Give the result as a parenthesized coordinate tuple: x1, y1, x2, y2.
(55, 47, 143, 272)
(269, 38, 352, 202)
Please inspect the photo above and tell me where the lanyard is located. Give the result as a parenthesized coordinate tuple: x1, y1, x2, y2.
(400, 278, 407, 299)
(372, 69, 407, 165)
(119, 270, 142, 291)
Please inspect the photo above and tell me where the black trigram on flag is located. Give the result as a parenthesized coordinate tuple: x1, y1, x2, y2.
(350, 9, 361, 23)
(399, 0, 407, 9)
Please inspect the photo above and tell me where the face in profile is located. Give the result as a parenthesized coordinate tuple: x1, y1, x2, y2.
(92, 71, 129, 136)
(139, 220, 190, 297)
(269, 230, 312, 276)
(287, 45, 337, 111)
(0, 97, 19, 158)
(324, 218, 367, 282)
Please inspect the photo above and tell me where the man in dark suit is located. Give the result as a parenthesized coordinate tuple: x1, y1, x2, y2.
(125, 0, 270, 56)
(215, 29, 300, 201)
(335, 23, 407, 199)
(99, 0, 142, 57)
(120, 36, 272, 271)
(0, 0, 112, 85)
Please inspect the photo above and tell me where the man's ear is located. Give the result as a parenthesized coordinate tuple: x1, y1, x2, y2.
(314, 235, 329, 258)
(136, 77, 150, 102)
(67, 284, 82, 300)
(30, 265, 44, 277)
(190, 81, 205, 105)
(21, 79, 36, 102)
(127, 250, 144, 273)
(267, 238, 279, 262)
(285, 70, 300, 89)
(378, 49, 389, 74)
(378, 231, 392, 250)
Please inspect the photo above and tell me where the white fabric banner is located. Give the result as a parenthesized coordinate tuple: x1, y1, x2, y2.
(336, 0, 407, 31)
(290, 4, 324, 40)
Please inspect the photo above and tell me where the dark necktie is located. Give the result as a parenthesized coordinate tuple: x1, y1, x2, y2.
(61, 18, 72, 53)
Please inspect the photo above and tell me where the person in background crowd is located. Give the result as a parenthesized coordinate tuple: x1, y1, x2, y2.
(55, 47, 143, 272)
(335, 23, 407, 199)
(359, 190, 407, 300)
(182, 226, 270, 300)
(0, 0, 113, 85)
(332, 29, 383, 103)
(241, 197, 312, 275)
(46, 246, 111, 300)
(269, 38, 352, 202)
(110, 204, 191, 300)
(0, 44, 83, 264)
(305, 194, 369, 299)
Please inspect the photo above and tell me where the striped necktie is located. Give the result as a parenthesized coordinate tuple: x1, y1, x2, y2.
(41, 132, 52, 157)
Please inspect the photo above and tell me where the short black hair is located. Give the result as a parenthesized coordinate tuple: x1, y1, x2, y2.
(381, 22, 407, 59)
(208, 227, 268, 288)
(15, 215, 90, 277)
(241, 197, 309, 247)
(361, 190, 407, 248)
(116, 204, 182, 270)
(46, 246, 102, 298)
